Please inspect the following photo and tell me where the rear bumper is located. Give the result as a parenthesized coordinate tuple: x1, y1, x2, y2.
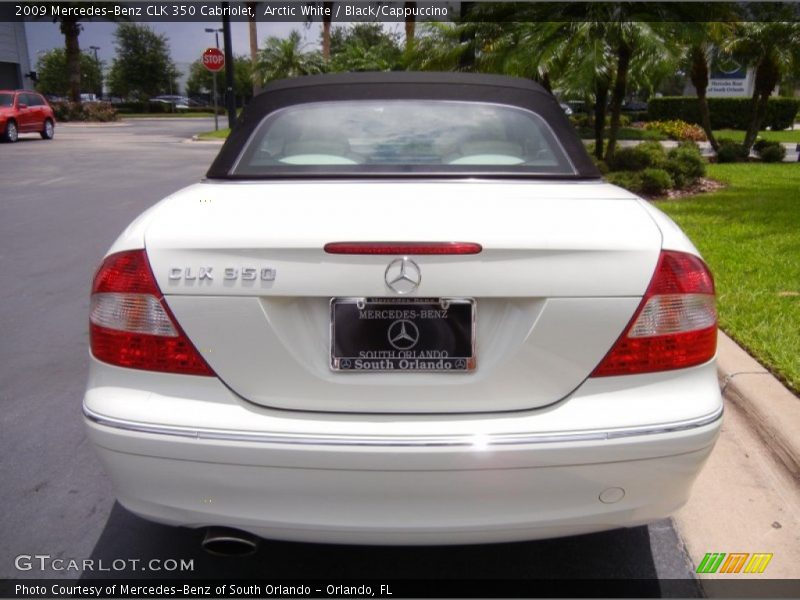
(84, 402, 721, 545)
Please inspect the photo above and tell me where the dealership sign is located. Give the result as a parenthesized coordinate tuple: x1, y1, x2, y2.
(707, 51, 752, 97)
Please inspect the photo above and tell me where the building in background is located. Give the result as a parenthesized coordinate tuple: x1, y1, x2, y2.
(175, 61, 191, 96)
(0, 22, 32, 89)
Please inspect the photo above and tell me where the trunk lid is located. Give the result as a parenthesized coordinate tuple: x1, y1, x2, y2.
(145, 181, 661, 413)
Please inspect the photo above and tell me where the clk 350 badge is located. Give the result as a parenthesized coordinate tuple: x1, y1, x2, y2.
(168, 267, 276, 281)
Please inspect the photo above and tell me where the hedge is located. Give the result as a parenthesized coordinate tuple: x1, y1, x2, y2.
(50, 101, 118, 122)
(647, 97, 800, 131)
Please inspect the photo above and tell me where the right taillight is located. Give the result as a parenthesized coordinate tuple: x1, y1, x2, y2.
(89, 250, 214, 376)
(591, 250, 717, 377)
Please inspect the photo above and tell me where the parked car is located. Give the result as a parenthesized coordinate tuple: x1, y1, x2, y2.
(84, 73, 721, 550)
(0, 90, 56, 143)
(622, 99, 649, 112)
(148, 95, 203, 110)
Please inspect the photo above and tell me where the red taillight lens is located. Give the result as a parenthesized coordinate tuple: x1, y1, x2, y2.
(90, 250, 214, 376)
(324, 242, 482, 255)
(591, 250, 717, 377)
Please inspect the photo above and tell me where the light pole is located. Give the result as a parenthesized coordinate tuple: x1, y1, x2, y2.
(204, 28, 223, 131)
(89, 46, 101, 99)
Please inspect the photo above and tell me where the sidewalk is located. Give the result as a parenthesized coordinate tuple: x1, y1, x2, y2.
(672, 331, 800, 586)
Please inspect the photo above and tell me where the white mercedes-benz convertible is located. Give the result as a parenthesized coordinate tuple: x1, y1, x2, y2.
(84, 72, 722, 549)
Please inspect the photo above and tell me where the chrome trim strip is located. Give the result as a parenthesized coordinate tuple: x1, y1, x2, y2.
(83, 405, 723, 448)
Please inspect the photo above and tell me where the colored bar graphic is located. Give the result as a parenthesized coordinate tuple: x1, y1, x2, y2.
(697, 553, 726, 574)
(744, 553, 773, 574)
(720, 553, 749, 573)
(697, 552, 773, 574)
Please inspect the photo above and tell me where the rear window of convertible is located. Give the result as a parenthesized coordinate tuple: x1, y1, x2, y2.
(232, 100, 576, 176)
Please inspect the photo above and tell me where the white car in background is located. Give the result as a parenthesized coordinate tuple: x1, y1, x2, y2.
(84, 73, 721, 551)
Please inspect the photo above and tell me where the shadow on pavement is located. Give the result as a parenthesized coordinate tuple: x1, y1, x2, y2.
(79, 503, 701, 596)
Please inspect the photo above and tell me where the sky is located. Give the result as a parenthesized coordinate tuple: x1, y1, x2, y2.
(25, 20, 322, 67)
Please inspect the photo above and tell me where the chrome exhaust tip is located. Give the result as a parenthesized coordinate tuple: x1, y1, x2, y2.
(201, 527, 260, 557)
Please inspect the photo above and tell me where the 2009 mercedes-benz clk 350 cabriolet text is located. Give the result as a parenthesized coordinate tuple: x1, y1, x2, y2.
(84, 73, 722, 547)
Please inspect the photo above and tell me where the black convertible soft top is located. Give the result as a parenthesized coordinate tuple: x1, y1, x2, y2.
(206, 72, 600, 179)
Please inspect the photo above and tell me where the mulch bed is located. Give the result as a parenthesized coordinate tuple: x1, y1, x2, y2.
(646, 177, 727, 201)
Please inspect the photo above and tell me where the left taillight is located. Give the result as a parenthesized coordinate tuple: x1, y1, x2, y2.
(90, 250, 214, 376)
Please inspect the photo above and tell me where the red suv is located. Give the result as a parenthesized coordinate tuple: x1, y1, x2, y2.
(0, 90, 56, 143)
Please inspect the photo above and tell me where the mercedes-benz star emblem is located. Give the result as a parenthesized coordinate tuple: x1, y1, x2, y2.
(385, 257, 421, 294)
(388, 319, 420, 350)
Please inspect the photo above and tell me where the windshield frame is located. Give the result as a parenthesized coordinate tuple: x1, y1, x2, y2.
(206, 73, 601, 181)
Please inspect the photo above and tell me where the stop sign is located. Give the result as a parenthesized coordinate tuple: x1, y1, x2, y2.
(202, 47, 225, 73)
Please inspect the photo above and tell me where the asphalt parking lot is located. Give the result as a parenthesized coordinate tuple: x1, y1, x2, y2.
(0, 119, 700, 591)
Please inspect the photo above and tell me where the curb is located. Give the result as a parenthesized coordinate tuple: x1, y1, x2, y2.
(188, 134, 225, 144)
(716, 330, 800, 478)
(59, 122, 130, 128)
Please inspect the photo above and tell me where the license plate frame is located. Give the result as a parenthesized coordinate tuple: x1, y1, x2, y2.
(330, 297, 476, 372)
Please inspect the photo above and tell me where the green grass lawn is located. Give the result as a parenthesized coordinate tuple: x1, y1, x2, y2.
(655, 163, 800, 393)
(196, 128, 230, 140)
(713, 129, 800, 143)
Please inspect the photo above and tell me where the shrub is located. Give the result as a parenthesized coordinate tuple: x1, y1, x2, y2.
(639, 168, 674, 195)
(758, 143, 786, 163)
(665, 147, 706, 189)
(605, 170, 643, 193)
(637, 141, 668, 167)
(716, 138, 749, 163)
(590, 155, 609, 175)
(676, 140, 702, 152)
(648, 97, 800, 130)
(50, 101, 118, 122)
(607, 142, 666, 172)
(753, 138, 772, 153)
(644, 119, 706, 141)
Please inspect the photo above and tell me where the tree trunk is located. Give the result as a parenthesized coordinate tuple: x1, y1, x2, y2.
(742, 54, 780, 152)
(321, 2, 333, 61)
(604, 41, 631, 161)
(457, 2, 475, 71)
(594, 82, 608, 160)
(689, 45, 718, 151)
(538, 72, 552, 93)
(60, 18, 82, 103)
(248, 2, 260, 95)
(404, 2, 416, 52)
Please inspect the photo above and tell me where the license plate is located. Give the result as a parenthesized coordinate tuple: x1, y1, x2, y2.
(330, 297, 476, 372)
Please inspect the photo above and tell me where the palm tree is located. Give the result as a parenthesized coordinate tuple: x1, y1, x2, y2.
(328, 24, 402, 73)
(321, 1, 334, 61)
(404, 2, 417, 52)
(257, 31, 325, 83)
(48, 4, 123, 103)
(723, 19, 800, 151)
(59, 16, 83, 102)
(248, 2, 261, 95)
(404, 23, 466, 71)
(672, 7, 738, 153)
(603, 20, 678, 160)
